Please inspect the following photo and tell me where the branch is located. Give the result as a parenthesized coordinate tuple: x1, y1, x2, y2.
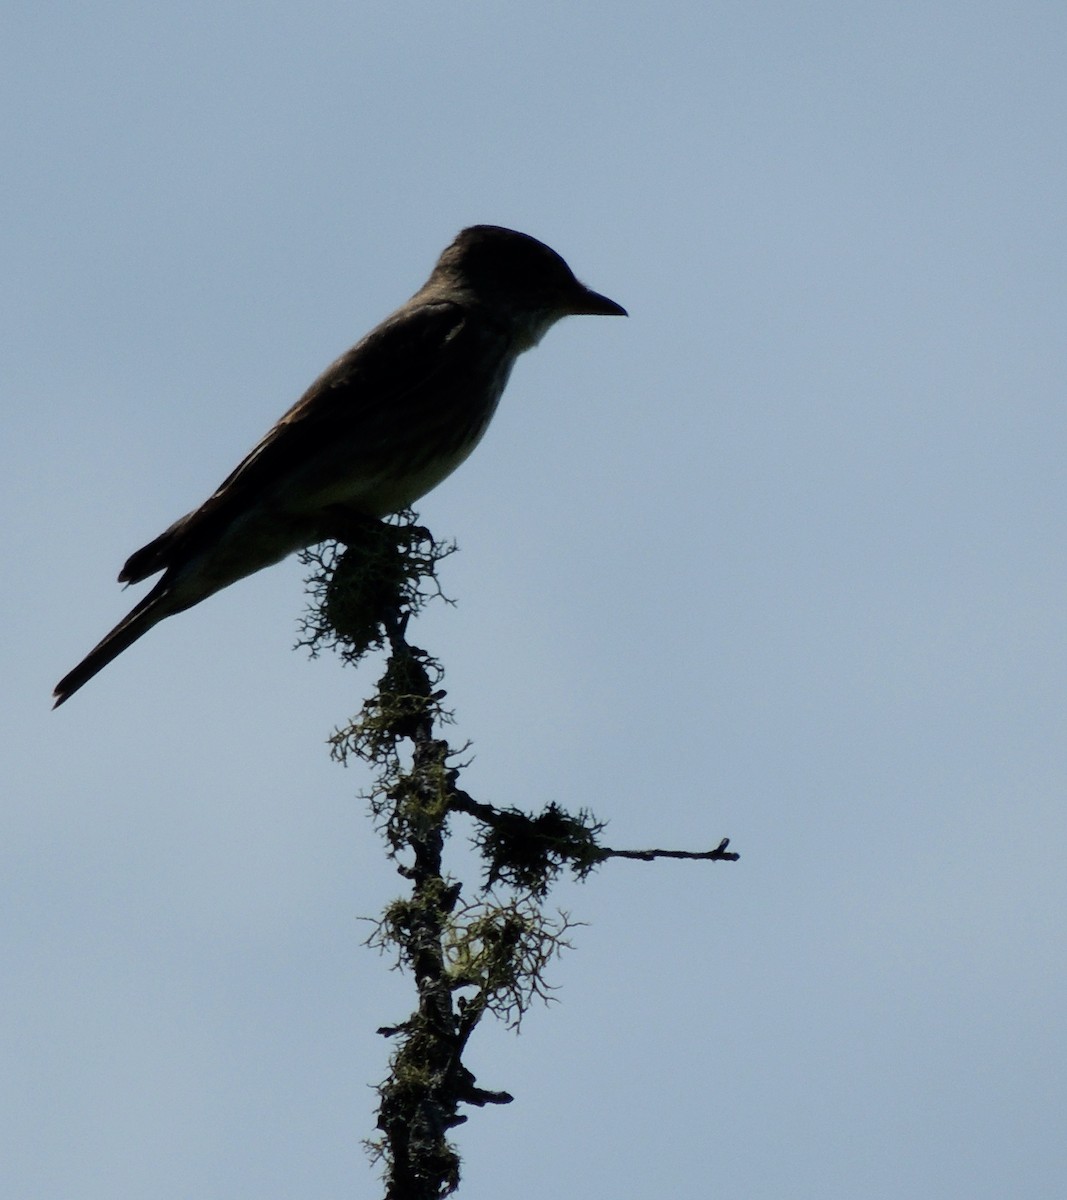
(304, 515, 737, 1197)
(450, 791, 739, 880)
(599, 838, 739, 863)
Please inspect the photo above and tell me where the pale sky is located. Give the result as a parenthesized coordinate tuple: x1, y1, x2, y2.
(5, 4, 1066, 1197)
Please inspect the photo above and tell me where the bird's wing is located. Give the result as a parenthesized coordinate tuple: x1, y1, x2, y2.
(121, 299, 498, 584)
(213, 300, 475, 500)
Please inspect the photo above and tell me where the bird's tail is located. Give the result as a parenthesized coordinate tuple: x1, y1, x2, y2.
(53, 581, 177, 707)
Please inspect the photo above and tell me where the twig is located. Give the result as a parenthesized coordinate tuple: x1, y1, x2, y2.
(600, 838, 739, 863)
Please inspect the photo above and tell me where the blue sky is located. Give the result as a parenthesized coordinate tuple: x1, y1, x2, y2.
(4, 3, 1066, 1197)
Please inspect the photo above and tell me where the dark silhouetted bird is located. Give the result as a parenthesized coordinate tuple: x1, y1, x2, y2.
(53, 225, 626, 706)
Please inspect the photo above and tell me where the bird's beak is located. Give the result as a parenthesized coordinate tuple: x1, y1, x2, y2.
(567, 284, 628, 318)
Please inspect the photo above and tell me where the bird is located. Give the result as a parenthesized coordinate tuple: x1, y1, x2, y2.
(53, 225, 626, 706)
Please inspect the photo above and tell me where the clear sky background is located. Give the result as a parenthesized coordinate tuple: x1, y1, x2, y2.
(4, 3, 1066, 1197)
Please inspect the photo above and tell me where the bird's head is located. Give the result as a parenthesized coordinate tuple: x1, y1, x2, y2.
(428, 225, 627, 348)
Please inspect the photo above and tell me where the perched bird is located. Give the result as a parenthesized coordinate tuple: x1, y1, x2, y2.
(53, 225, 626, 706)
